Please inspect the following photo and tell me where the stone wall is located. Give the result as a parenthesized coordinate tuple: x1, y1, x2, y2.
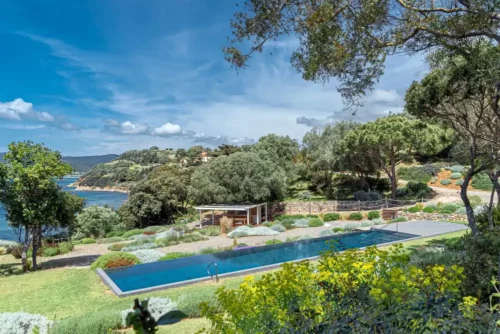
(400, 212, 467, 222)
(271, 201, 391, 215)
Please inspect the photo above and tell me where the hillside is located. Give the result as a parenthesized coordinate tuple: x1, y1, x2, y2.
(0, 153, 117, 173)
(74, 148, 176, 190)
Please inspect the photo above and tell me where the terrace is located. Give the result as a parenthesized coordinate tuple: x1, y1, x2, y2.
(195, 203, 269, 227)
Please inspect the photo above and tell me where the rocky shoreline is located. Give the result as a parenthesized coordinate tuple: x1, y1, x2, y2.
(68, 183, 129, 194)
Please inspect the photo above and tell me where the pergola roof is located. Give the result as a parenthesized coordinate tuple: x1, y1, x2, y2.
(194, 203, 267, 211)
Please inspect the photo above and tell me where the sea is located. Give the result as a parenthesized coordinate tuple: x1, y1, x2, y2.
(0, 177, 128, 241)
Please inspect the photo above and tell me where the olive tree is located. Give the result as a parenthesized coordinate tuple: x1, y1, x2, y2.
(253, 134, 299, 177)
(73, 206, 124, 239)
(188, 152, 287, 204)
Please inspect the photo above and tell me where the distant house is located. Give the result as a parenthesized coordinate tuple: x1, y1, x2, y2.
(200, 151, 211, 162)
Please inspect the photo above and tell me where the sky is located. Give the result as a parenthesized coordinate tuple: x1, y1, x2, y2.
(0, 0, 429, 156)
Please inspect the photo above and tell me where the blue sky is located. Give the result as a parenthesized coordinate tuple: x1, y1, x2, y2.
(0, 1, 428, 156)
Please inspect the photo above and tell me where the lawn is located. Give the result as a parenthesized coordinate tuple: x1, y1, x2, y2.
(0, 230, 468, 333)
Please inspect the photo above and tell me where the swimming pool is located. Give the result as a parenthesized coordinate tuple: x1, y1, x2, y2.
(98, 230, 418, 296)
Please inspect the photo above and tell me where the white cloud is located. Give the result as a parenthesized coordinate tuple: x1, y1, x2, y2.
(59, 122, 80, 131)
(104, 119, 150, 135)
(151, 122, 182, 136)
(0, 98, 56, 122)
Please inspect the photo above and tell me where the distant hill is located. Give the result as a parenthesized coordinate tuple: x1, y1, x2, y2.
(74, 148, 177, 190)
(0, 153, 118, 173)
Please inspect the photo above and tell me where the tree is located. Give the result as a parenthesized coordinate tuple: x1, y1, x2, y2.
(119, 165, 192, 228)
(73, 206, 124, 239)
(0, 141, 84, 271)
(253, 134, 299, 177)
(188, 152, 287, 204)
(213, 144, 242, 157)
(341, 115, 452, 199)
(406, 43, 500, 234)
(302, 121, 360, 196)
(225, 1, 500, 107)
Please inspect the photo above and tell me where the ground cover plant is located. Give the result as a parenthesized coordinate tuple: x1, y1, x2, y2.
(227, 226, 279, 238)
(90, 252, 140, 270)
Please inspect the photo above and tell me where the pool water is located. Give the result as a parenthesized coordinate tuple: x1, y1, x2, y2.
(102, 230, 417, 295)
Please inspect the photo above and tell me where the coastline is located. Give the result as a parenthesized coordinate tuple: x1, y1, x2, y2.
(68, 183, 130, 194)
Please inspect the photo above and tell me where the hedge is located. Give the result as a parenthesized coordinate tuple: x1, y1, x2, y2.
(90, 252, 140, 270)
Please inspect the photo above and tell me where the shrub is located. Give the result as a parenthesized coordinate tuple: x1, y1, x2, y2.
(390, 216, 408, 223)
(319, 230, 334, 237)
(123, 242, 157, 251)
(42, 247, 59, 257)
(143, 225, 165, 232)
(220, 216, 233, 234)
(360, 221, 373, 227)
(293, 219, 310, 228)
(227, 226, 279, 238)
(0, 312, 53, 334)
(80, 238, 96, 244)
(122, 229, 144, 238)
(396, 182, 432, 199)
(128, 234, 155, 242)
(74, 206, 124, 239)
(98, 237, 126, 244)
(454, 207, 467, 214)
(0, 247, 5, 255)
(264, 239, 283, 245)
(199, 247, 221, 254)
(280, 218, 296, 230)
(275, 214, 305, 221)
(298, 191, 312, 200)
(155, 229, 180, 241)
(430, 178, 437, 184)
(469, 195, 482, 208)
(129, 249, 164, 263)
(199, 227, 221, 237)
(270, 223, 286, 232)
(371, 218, 385, 225)
(50, 311, 122, 334)
(105, 230, 126, 238)
(472, 172, 493, 191)
(409, 248, 461, 268)
(107, 243, 126, 251)
(453, 179, 464, 186)
(308, 218, 324, 227)
(260, 221, 272, 227)
(159, 252, 196, 261)
(57, 242, 74, 254)
(439, 204, 459, 214)
(0, 240, 18, 248)
(422, 206, 435, 213)
(285, 236, 301, 242)
(367, 211, 380, 220)
(353, 190, 381, 201)
(450, 165, 465, 173)
(349, 212, 363, 220)
(90, 252, 140, 270)
(323, 213, 341, 221)
(398, 166, 434, 183)
(440, 179, 452, 185)
(343, 223, 357, 231)
(450, 172, 462, 180)
(120, 297, 177, 326)
(177, 232, 208, 243)
(332, 227, 344, 233)
(407, 206, 420, 213)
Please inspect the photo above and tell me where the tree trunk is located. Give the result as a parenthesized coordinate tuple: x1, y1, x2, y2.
(390, 150, 397, 200)
(31, 226, 39, 271)
(489, 180, 496, 231)
(21, 228, 31, 272)
(488, 170, 500, 205)
(462, 171, 478, 236)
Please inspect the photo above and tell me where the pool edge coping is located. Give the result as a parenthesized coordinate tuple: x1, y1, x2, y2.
(97, 226, 467, 297)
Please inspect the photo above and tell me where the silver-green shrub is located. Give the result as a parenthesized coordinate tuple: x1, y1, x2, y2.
(129, 249, 164, 263)
(0, 312, 53, 334)
(343, 223, 358, 231)
(122, 242, 156, 252)
(319, 230, 334, 237)
(121, 297, 177, 326)
(450, 172, 462, 180)
(155, 229, 180, 241)
(228, 226, 279, 238)
(270, 223, 286, 232)
(371, 218, 385, 225)
(360, 221, 374, 227)
(292, 219, 310, 228)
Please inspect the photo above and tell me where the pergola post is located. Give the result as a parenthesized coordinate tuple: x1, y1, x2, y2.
(257, 205, 261, 225)
(199, 209, 202, 228)
(247, 209, 250, 226)
(265, 203, 268, 222)
(212, 210, 215, 225)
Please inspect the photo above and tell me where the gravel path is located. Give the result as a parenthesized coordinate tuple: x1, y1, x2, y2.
(429, 185, 494, 203)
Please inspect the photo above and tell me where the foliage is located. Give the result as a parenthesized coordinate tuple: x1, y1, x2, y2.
(119, 165, 193, 228)
(155, 232, 208, 247)
(292, 219, 310, 228)
(440, 204, 460, 214)
(407, 206, 421, 213)
(451, 165, 465, 173)
(343, 223, 357, 232)
(253, 134, 299, 178)
(469, 196, 483, 208)
(264, 239, 283, 245)
(121, 297, 178, 329)
(198, 227, 221, 237)
(371, 218, 385, 225)
(105, 230, 126, 238)
(308, 218, 324, 227)
(398, 165, 436, 183)
(391, 217, 408, 223)
(80, 238, 96, 244)
(227, 226, 279, 238)
(42, 247, 59, 257)
(270, 224, 286, 232)
(189, 152, 287, 204)
(129, 249, 164, 263)
(323, 213, 341, 222)
(455, 207, 467, 215)
(275, 214, 305, 220)
(450, 172, 463, 180)
(475, 205, 500, 232)
(159, 252, 196, 261)
(353, 190, 381, 202)
(278, 218, 296, 230)
(409, 248, 462, 269)
(360, 221, 373, 228)
(423, 206, 435, 213)
(348, 213, 363, 221)
(143, 225, 166, 233)
(108, 243, 126, 251)
(0, 141, 84, 271)
(219, 216, 233, 234)
(122, 229, 145, 238)
(90, 252, 140, 270)
(396, 182, 432, 200)
(319, 230, 334, 237)
(472, 172, 493, 191)
(0, 312, 53, 334)
(367, 211, 380, 220)
(455, 179, 465, 186)
(73, 206, 124, 239)
(441, 179, 452, 185)
(50, 311, 122, 334)
(98, 237, 126, 244)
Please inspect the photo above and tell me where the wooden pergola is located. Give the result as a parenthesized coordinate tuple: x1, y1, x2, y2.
(195, 203, 268, 228)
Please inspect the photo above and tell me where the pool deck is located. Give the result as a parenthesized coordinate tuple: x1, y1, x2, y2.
(373, 220, 468, 236)
(98, 220, 469, 297)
